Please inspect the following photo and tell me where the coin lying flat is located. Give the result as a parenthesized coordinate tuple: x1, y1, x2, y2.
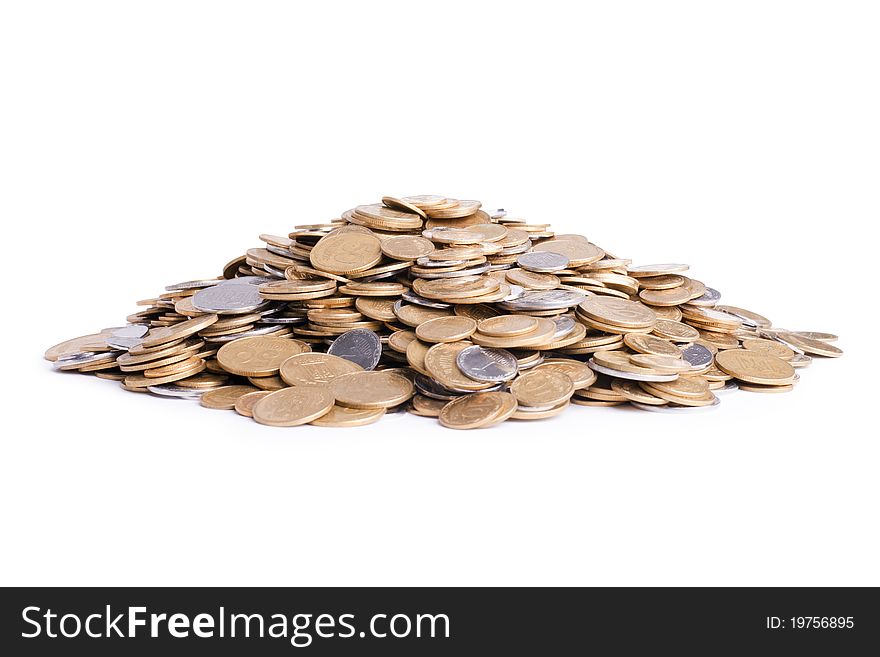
(252, 386, 336, 427)
(47, 191, 842, 427)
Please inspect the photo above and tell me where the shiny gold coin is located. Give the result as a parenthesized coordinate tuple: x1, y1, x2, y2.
(279, 352, 363, 387)
(775, 332, 843, 358)
(697, 329, 740, 350)
(405, 338, 432, 375)
(44, 330, 115, 361)
(577, 296, 656, 329)
(413, 275, 500, 301)
(511, 400, 571, 420)
(470, 318, 558, 348)
(738, 382, 794, 393)
(217, 336, 311, 377)
(438, 391, 518, 429)
(627, 263, 689, 277)
(415, 316, 478, 343)
(355, 297, 397, 322)
(143, 355, 205, 378)
(409, 395, 448, 417)
(393, 303, 453, 327)
(388, 330, 417, 353)
(330, 371, 414, 409)
(741, 338, 794, 361)
(477, 314, 539, 337)
(629, 353, 691, 373)
(652, 318, 700, 342)
(623, 333, 682, 357)
(714, 305, 772, 328)
(234, 390, 272, 417)
(424, 342, 495, 391)
(509, 369, 574, 408)
(790, 331, 837, 342)
(534, 359, 597, 390)
(505, 268, 560, 290)
(309, 229, 383, 275)
(381, 196, 428, 220)
(252, 386, 336, 427)
(122, 360, 206, 387)
(310, 405, 386, 427)
(637, 274, 686, 290)
(638, 286, 692, 306)
(141, 314, 219, 348)
(532, 239, 604, 266)
(714, 349, 796, 385)
(642, 376, 709, 399)
(611, 379, 668, 405)
(380, 235, 435, 260)
(248, 374, 286, 391)
(200, 385, 261, 410)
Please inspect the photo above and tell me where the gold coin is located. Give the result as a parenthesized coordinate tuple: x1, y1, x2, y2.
(248, 374, 286, 390)
(141, 314, 219, 348)
(652, 318, 700, 342)
(534, 359, 596, 389)
(638, 286, 692, 306)
(471, 318, 557, 348)
(627, 263, 689, 277)
(532, 239, 604, 266)
(279, 352, 363, 386)
(413, 275, 500, 300)
(310, 405, 386, 427)
(393, 303, 453, 327)
(424, 342, 495, 391)
(438, 391, 518, 429)
(611, 379, 668, 405)
(505, 268, 560, 290)
(381, 196, 428, 220)
(122, 359, 206, 387)
(629, 353, 691, 373)
(509, 369, 574, 408)
(234, 390, 272, 417)
(577, 297, 656, 329)
(143, 355, 204, 378)
(415, 316, 478, 343)
(409, 395, 448, 417)
(200, 385, 261, 410)
(715, 349, 796, 385)
(714, 305, 772, 328)
(330, 371, 414, 409)
(642, 376, 709, 399)
(309, 229, 383, 275)
(623, 333, 682, 357)
(775, 332, 843, 358)
(380, 235, 435, 260)
(44, 330, 115, 361)
(217, 336, 310, 377)
(477, 314, 538, 337)
(405, 338, 431, 375)
(252, 386, 336, 427)
(741, 338, 794, 361)
(637, 274, 685, 290)
(790, 331, 837, 342)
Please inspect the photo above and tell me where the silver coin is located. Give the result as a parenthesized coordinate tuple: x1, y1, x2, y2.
(258, 316, 307, 325)
(491, 208, 507, 219)
(500, 289, 586, 311)
(789, 353, 812, 368)
(680, 343, 714, 370)
(401, 291, 451, 309)
(106, 336, 145, 350)
(110, 324, 150, 338)
(414, 375, 460, 401)
(327, 329, 382, 370)
(498, 242, 532, 256)
(587, 359, 680, 382)
(514, 354, 545, 370)
(262, 263, 288, 279)
(415, 257, 469, 268)
(715, 381, 739, 392)
(504, 285, 525, 301)
(759, 330, 805, 355)
(146, 385, 206, 399)
(630, 398, 720, 413)
(201, 325, 284, 343)
(552, 315, 577, 339)
(357, 270, 400, 282)
(266, 245, 295, 259)
(192, 283, 268, 314)
(222, 276, 272, 286)
(165, 279, 222, 292)
(687, 287, 721, 307)
(456, 345, 519, 383)
(516, 251, 570, 273)
(53, 351, 123, 370)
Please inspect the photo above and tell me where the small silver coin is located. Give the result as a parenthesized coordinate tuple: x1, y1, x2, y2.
(146, 385, 206, 399)
(552, 315, 577, 339)
(165, 279, 222, 292)
(680, 343, 714, 370)
(258, 316, 307, 325)
(106, 336, 145, 350)
(327, 329, 382, 371)
(415, 257, 469, 268)
(201, 325, 285, 343)
(401, 290, 452, 309)
(110, 324, 150, 338)
(192, 283, 267, 314)
(414, 374, 461, 401)
(687, 287, 721, 307)
(456, 345, 519, 383)
(414, 263, 491, 279)
(630, 398, 720, 413)
(587, 360, 679, 382)
(516, 251, 570, 273)
(500, 289, 586, 311)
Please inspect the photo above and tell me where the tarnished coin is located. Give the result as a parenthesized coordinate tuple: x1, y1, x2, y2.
(279, 352, 363, 387)
(415, 316, 478, 343)
(438, 392, 518, 429)
(456, 345, 519, 383)
(200, 385, 261, 410)
(715, 349, 796, 385)
(680, 343, 714, 370)
(252, 386, 336, 427)
(217, 336, 310, 377)
(327, 329, 383, 370)
(330, 371, 414, 409)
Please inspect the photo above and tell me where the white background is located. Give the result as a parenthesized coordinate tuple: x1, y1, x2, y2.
(1, 1, 877, 586)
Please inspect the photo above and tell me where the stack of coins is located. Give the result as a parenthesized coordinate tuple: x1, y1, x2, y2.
(45, 194, 843, 429)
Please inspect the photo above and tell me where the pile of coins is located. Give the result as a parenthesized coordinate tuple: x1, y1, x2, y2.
(45, 195, 843, 429)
